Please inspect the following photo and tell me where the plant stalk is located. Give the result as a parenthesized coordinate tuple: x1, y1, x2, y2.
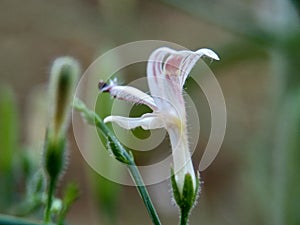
(180, 210, 189, 225)
(128, 164, 162, 225)
(44, 177, 56, 223)
(73, 98, 162, 225)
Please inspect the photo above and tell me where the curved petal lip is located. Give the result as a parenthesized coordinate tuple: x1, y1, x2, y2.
(104, 113, 164, 130)
(196, 48, 220, 60)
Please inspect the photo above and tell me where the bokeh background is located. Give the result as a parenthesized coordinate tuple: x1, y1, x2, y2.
(1, 0, 300, 225)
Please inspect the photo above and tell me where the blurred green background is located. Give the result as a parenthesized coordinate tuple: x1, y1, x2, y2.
(0, 0, 300, 225)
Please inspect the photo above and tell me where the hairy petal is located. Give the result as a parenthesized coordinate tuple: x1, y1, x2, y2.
(100, 80, 157, 110)
(104, 113, 164, 130)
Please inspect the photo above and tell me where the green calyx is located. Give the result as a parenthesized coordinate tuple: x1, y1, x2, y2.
(171, 169, 200, 224)
(44, 131, 67, 181)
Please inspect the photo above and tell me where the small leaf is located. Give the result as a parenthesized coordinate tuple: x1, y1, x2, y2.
(62, 183, 80, 207)
(57, 183, 80, 224)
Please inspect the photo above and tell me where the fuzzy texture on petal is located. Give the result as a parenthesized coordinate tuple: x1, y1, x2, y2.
(109, 85, 157, 110)
(99, 80, 157, 111)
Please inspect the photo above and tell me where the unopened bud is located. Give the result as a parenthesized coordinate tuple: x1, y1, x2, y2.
(44, 57, 79, 181)
(49, 57, 80, 138)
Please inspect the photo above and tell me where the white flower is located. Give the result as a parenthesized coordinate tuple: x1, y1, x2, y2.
(101, 47, 219, 193)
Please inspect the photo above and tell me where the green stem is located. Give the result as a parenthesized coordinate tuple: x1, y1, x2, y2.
(180, 210, 189, 225)
(44, 177, 56, 223)
(73, 98, 162, 225)
(96, 116, 162, 225)
(128, 164, 162, 225)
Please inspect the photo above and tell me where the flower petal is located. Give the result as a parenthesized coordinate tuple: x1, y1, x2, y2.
(99, 80, 157, 110)
(147, 47, 185, 114)
(147, 47, 219, 113)
(104, 113, 164, 130)
(147, 47, 177, 107)
(164, 48, 220, 88)
(196, 48, 220, 60)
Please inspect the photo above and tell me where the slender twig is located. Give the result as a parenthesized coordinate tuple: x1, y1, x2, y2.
(73, 98, 162, 225)
(128, 165, 162, 225)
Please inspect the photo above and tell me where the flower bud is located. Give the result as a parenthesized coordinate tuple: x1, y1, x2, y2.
(48, 57, 80, 138)
(44, 57, 80, 180)
(43, 57, 79, 223)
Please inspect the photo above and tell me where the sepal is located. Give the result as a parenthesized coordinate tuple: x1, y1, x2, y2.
(171, 169, 200, 220)
(43, 130, 67, 181)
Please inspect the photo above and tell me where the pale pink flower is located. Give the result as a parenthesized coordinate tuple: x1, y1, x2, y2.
(101, 47, 219, 193)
